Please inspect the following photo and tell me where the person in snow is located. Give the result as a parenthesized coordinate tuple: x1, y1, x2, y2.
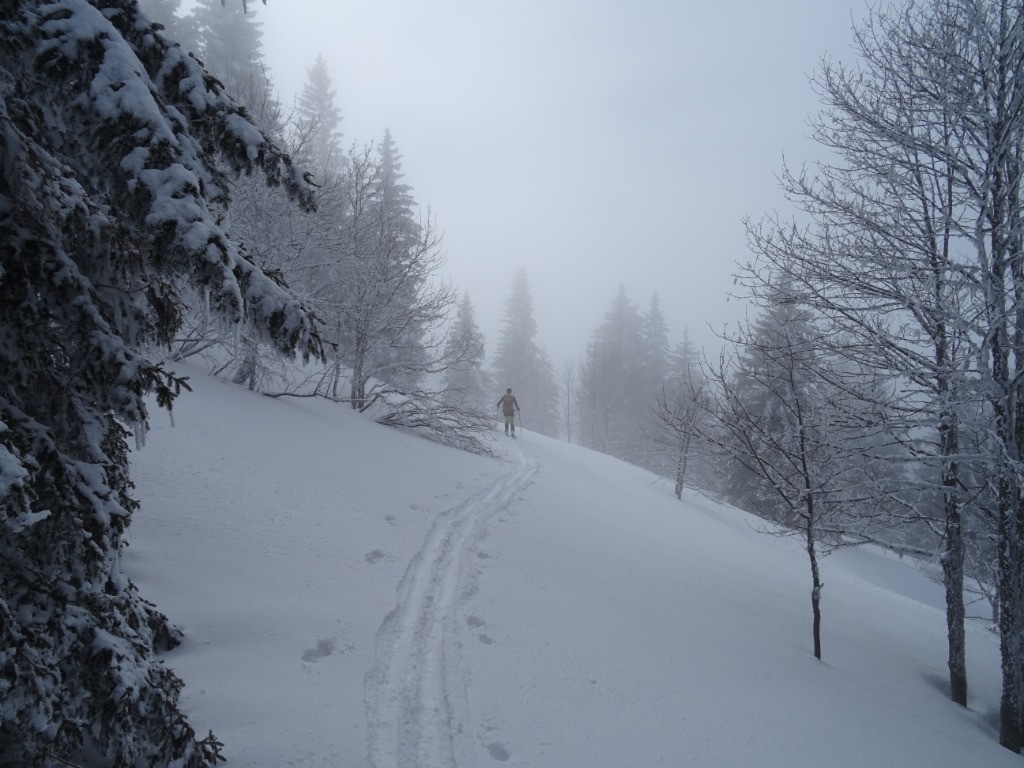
(497, 387, 520, 436)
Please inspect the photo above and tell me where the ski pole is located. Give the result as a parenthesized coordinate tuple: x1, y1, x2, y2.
(517, 410, 524, 439)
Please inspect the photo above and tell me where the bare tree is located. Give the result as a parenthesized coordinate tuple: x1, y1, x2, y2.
(654, 372, 707, 500)
(742, 3, 1024, 739)
(700, 293, 885, 661)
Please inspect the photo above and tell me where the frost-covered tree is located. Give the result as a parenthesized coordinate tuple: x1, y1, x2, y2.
(167, 0, 326, 395)
(338, 131, 454, 409)
(702, 290, 876, 661)
(716, 300, 798, 511)
(294, 53, 344, 176)
(441, 292, 491, 411)
(0, 1, 318, 763)
(654, 329, 709, 497)
(635, 292, 671, 471)
(579, 286, 646, 459)
(639, 292, 670, 395)
(930, 4, 1024, 746)
(743, 0, 1024, 727)
(189, 0, 277, 130)
(154, 0, 283, 389)
(669, 327, 700, 383)
(491, 268, 559, 436)
(654, 373, 706, 500)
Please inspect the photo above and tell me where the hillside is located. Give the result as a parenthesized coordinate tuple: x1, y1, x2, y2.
(127, 364, 1013, 767)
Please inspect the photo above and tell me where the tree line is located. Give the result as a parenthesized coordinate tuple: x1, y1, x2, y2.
(141, 1, 574, 450)
(5, 0, 1024, 762)
(728, 0, 1024, 751)
(546, 0, 1024, 755)
(0, 2, 569, 759)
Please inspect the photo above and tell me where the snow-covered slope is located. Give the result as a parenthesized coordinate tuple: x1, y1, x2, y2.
(127, 364, 1012, 767)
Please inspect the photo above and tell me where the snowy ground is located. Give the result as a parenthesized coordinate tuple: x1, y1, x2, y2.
(127, 363, 1015, 767)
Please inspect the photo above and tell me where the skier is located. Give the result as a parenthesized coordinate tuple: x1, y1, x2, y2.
(497, 387, 520, 437)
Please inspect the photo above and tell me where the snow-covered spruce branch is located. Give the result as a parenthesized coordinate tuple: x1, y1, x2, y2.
(0, 1, 320, 764)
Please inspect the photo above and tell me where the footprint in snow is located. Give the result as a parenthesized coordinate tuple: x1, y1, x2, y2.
(487, 742, 511, 762)
(478, 634, 494, 645)
(465, 615, 485, 629)
(365, 549, 385, 564)
(301, 637, 335, 662)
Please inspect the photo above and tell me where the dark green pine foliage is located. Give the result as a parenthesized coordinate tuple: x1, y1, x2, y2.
(0, 1, 319, 764)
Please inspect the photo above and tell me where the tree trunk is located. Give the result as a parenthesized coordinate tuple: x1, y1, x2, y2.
(938, 405, 967, 706)
(331, 315, 344, 400)
(232, 341, 258, 391)
(809, 534, 823, 661)
(331, 358, 342, 400)
(942, 491, 967, 706)
(351, 336, 367, 410)
(997, 482, 1022, 752)
(674, 434, 689, 500)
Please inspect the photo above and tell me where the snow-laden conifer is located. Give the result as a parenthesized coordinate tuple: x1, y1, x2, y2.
(440, 292, 491, 412)
(294, 53, 344, 175)
(0, 1, 318, 763)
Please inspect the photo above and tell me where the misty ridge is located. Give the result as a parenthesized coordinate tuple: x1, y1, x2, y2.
(3, 0, 1024, 764)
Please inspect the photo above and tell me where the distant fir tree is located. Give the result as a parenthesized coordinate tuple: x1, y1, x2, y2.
(532, 346, 560, 436)
(375, 128, 417, 230)
(579, 285, 647, 461)
(138, 0, 198, 48)
(655, 325, 712, 495)
(189, 0, 279, 131)
(717, 284, 816, 511)
(703, 285, 886, 661)
(0, 1, 319, 764)
(294, 53, 344, 176)
(636, 292, 671, 471)
(668, 326, 700, 382)
(441, 292, 491, 411)
(639, 291, 670, 393)
(492, 269, 559, 436)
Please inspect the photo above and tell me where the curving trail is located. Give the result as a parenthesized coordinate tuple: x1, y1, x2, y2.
(364, 446, 538, 768)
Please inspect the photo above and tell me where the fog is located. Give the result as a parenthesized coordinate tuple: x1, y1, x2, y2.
(254, 0, 865, 366)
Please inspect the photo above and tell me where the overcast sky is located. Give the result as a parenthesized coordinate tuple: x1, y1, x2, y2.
(253, 0, 866, 367)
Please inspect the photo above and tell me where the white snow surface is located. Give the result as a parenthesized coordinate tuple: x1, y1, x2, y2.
(128, 363, 1012, 768)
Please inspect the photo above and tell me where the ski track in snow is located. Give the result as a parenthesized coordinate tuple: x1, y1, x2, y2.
(364, 444, 538, 768)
